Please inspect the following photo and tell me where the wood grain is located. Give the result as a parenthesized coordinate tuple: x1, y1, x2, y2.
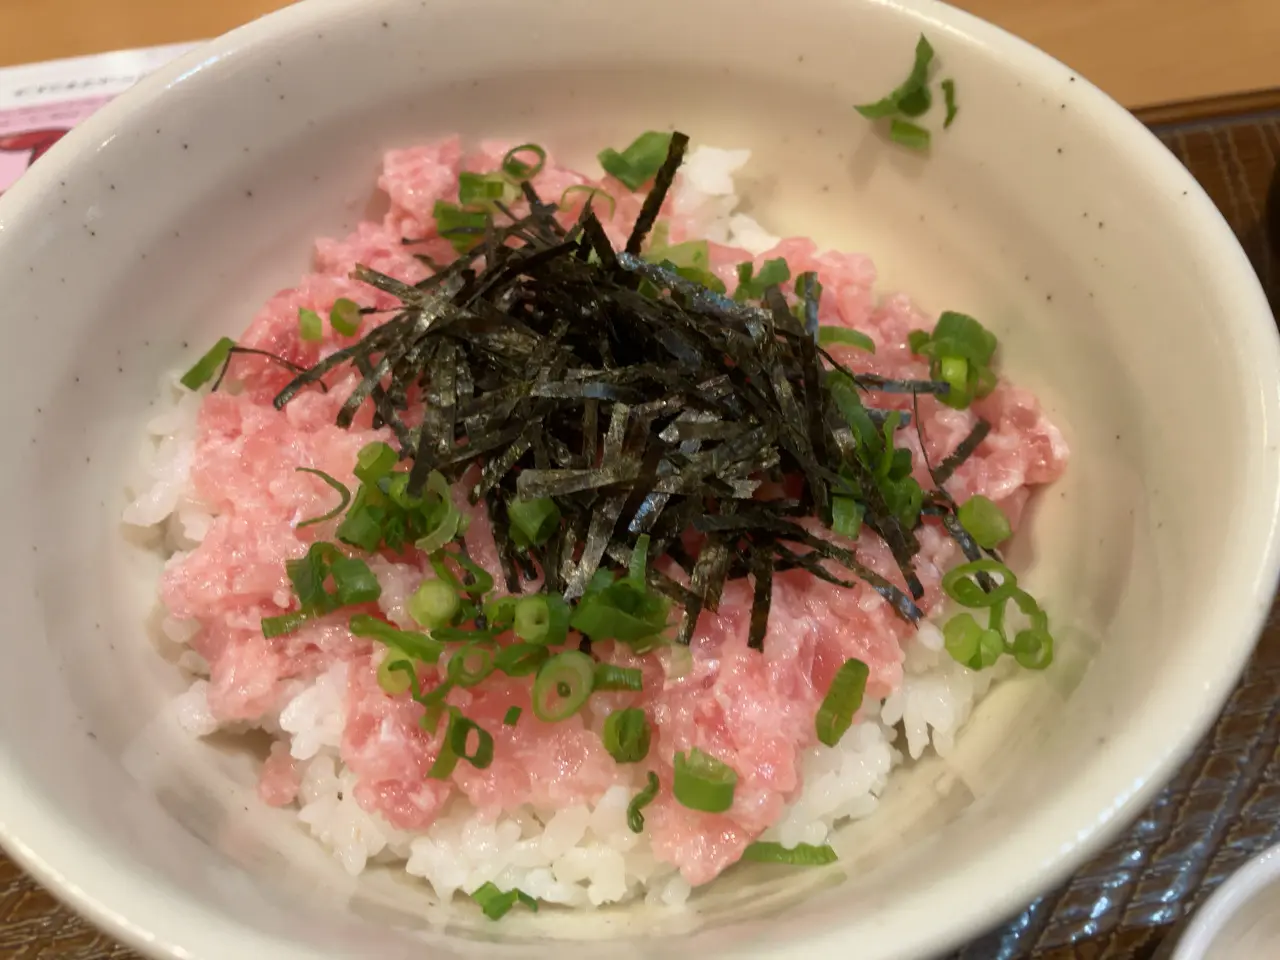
(1, 0, 1279, 109)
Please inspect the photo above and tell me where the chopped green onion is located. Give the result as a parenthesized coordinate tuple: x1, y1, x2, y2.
(335, 500, 383, 552)
(261, 611, 308, 638)
(855, 34, 935, 119)
(741, 841, 838, 866)
(734, 258, 791, 302)
(512, 593, 570, 645)
(483, 595, 518, 631)
(427, 707, 461, 780)
(286, 542, 335, 611)
(957, 495, 1011, 549)
(531, 651, 595, 722)
(330, 298, 362, 336)
(897, 84, 933, 118)
(376, 654, 414, 695)
(570, 575, 670, 646)
(924, 311, 998, 367)
(628, 534, 651, 586)
(1006, 588, 1054, 669)
(627, 771, 660, 833)
(503, 706, 522, 726)
(1013, 626, 1053, 670)
(889, 118, 931, 151)
(507, 496, 561, 547)
(818, 326, 876, 353)
(471, 881, 538, 920)
(494, 642, 550, 677)
(179, 336, 236, 390)
(673, 748, 737, 814)
(815, 658, 869, 747)
(939, 355, 971, 408)
(354, 441, 398, 485)
(560, 184, 616, 219)
(831, 496, 865, 538)
(942, 78, 959, 128)
(349, 614, 444, 663)
(431, 548, 494, 600)
(501, 143, 547, 181)
(646, 239, 727, 294)
(298, 307, 323, 342)
(594, 663, 643, 692)
(941, 558, 1017, 608)
(446, 641, 496, 687)
(602, 708, 650, 763)
(448, 712, 494, 768)
(408, 579, 461, 630)
(597, 131, 673, 191)
(944, 612, 981, 663)
(294, 467, 352, 528)
(458, 171, 508, 206)
(433, 200, 488, 253)
(414, 470, 465, 554)
(907, 329, 931, 355)
(329, 556, 381, 606)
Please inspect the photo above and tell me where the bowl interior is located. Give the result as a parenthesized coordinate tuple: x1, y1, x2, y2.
(0, 0, 1276, 958)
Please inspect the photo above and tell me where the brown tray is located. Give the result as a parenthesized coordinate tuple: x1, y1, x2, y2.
(4, 112, 1278, 960)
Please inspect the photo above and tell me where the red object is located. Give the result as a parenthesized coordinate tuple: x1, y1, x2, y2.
(0, 128, 70, 168)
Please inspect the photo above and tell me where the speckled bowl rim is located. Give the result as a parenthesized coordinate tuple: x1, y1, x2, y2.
(0, 1, 1276, 958)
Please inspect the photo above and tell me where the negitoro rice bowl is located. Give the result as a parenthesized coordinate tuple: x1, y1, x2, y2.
(123, 39, 1069, 920)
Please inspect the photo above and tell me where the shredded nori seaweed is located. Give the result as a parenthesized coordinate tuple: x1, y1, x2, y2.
(266, 132, 962, 649)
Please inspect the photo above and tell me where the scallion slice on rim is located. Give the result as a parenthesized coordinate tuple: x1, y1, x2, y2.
(672, 748, 737, 813)
(815, 658, 869, 747)
(512, 593, 570, 645)
(298, 307, 323, 342)
(957, 495, 1011, 549)
(941, 78, 959, 128)
(531, 651, 595, 722)
(294, 467, 352, 528)
(471, 881, 538, 920)
(741, 841, 838, 866)
(889, 118, 931, 151)
(408, 578, 461, 630)
(1007, 587, 1054, 670)
(602, 708, 650, 763)
(446, 641, 497, 688)
(501, 143, 547, 181)
(941, 558, 1017, 608)
(627, 771, 660, 833)
(180, 336, 236, 390)
(329, 298, 362, 336)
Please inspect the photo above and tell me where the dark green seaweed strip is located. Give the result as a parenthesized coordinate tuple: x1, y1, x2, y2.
(212, 346, 327, 394)
(932, 418, 992, 485)
(747, 547, 774, 652)
(625, 132, 689, 256)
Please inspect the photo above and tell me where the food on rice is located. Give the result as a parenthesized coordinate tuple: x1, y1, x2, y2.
(125, 130, 1067, 914)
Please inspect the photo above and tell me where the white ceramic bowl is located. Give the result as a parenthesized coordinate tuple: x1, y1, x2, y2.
(1171, 843, 1280, 959)
(0, 1, 1276, 958)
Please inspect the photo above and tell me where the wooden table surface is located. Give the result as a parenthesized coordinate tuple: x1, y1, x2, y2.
(1, 0, 1279, 110)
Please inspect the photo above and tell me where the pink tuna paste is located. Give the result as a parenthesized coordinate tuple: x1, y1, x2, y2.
(161, 138, 1068, 886)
